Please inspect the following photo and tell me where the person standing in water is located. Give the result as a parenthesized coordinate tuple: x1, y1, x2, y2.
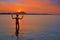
(11, 14, 24, 37)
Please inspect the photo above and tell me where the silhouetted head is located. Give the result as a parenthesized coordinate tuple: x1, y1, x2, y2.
(16, 14, 19, 17)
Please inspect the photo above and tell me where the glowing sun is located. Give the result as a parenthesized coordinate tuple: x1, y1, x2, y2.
(17, 8, 22, 12)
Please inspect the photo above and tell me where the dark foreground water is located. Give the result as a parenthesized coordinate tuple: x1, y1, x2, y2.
(0, 15, 60, 40)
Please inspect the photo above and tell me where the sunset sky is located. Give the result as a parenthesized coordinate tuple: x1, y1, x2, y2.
(0, 0, 60, 13)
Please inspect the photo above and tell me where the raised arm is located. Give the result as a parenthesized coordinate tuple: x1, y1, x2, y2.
(19, 15, 24, 20)
(11, 14, 15, 19)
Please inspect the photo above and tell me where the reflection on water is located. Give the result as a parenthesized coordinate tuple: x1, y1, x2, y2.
(0, 15, 60, 40)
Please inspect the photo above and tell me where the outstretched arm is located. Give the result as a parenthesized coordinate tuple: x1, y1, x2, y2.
(19, 15, 24, 20)
(11, 14, 15, 19)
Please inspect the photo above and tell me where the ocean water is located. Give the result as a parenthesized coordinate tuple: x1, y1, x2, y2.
(0, 15, 60, 40)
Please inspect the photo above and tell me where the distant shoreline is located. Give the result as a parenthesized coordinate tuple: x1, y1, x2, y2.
(0, 12, 60, 15)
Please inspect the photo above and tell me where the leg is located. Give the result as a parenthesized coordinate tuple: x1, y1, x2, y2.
(16, 23, 18, 36)
(16, 23, 19, 37)
(17, 22, 19, 36)
(17, 23, 19, 32)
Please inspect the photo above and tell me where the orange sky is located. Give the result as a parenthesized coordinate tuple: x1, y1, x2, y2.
(0, 0, 59, 13)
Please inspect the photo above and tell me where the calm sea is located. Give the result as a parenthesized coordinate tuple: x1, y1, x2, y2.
(0, 15, 60, 40)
